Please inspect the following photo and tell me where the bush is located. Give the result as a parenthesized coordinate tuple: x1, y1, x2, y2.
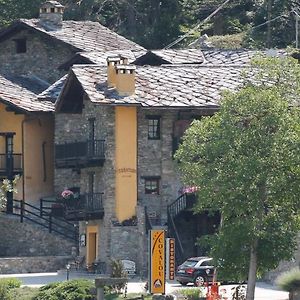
(0, 278, 22, 300)
(276, 268, 300, 292)
(109, 259, 128, 294)
(33, 279, 95, 300)
(9, 286, 39, 300)
(178, 287, 206, 299)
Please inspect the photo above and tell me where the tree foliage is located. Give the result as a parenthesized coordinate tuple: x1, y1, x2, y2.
(0, 0, 298, 49)
(0, 176, 19, 210)
(175, 57, 300, 292)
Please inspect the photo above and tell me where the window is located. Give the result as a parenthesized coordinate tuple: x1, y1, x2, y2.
(145, 177, 160, 195)
(14, 39, 27, 54)
(147, 116, 160, 140)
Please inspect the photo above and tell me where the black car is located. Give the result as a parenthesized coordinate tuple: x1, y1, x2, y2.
(175, 256, 215, 287)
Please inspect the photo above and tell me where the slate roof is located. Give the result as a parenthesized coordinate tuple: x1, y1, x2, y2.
(0, 74, 54, 112)
(38, 75, 68, 102)
(150, 49, 205, 64)
(202, 49, 287, 66)
(58, 64, 248, 108)
(133, 49, 287, 66)
(58, 49, 146, 70)
(11, 19, 145, 53)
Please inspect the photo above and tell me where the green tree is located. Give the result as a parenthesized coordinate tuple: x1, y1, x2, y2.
(175, 56, 300, 300)
(0, 176, 19, 210)
(244, 0, 299, 48)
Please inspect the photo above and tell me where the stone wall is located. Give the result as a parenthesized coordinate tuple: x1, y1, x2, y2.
(55, 95, 116, 266)
(0, 256, 72, 274)
(264, 237, 300, 283)
(0, 28, 73, 83)
(137, 109, 182, 224)
(0, 216, 75, 257)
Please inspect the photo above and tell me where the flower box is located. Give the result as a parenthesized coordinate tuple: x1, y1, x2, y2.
(51, 203, 64, 217)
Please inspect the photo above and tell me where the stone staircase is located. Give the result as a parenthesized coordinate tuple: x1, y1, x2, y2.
(0, 214, 76, 274)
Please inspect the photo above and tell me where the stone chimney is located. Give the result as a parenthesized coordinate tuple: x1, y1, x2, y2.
(39, 1, 65, 28)
(107, 56, 121, 88)
(115, 65, 136, 96)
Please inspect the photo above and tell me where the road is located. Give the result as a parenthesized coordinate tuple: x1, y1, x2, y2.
(0, 272, 289, 300)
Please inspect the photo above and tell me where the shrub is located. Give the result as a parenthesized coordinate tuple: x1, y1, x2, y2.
(9, 286, 39, 300)
(276, 268, 300, 292)
(0, 278, 22, 289)
(0, 278, 22, 300)
(178, 287, 206, 299)
(109, 259, 128, 294)
(33, 279, 95, 300)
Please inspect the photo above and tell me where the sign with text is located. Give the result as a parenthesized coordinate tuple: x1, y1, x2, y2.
(149, 230, 165, 294)
(166, 238, 175, 280)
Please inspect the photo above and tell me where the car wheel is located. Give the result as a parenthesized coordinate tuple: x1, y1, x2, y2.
(179, 281, 188, 286)
(194, 275, 206, 287)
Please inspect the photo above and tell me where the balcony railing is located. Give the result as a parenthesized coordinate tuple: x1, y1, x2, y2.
(64, 192, 104, 221)
(55, 139, 105, 168)
(0, 154, 23, 177)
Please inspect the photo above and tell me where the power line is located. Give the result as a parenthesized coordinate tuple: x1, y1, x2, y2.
(164, 0, 232, 49)
(186, 10, 292, 49)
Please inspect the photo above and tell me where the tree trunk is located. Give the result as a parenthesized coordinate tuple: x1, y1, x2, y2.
(246, 239, 258, 300)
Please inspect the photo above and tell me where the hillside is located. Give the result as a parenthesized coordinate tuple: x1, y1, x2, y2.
(0, 0, 299, 49)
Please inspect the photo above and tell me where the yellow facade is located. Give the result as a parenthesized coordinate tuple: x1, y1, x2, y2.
(0, 103, 54, 203)
(115, 106, 137, 222)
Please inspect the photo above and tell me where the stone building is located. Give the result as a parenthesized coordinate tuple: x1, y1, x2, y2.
(0, 0, 143, 206)
(50, 48, 299, 277)
(0, 0, 145, 273)
(52, 56, 249, 274)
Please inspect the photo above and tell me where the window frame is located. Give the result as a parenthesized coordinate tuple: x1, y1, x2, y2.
(144, 177, 160, 195)
(147, 115, 161, 140)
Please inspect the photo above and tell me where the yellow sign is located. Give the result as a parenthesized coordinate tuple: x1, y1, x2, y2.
(150, 230, 165, 294)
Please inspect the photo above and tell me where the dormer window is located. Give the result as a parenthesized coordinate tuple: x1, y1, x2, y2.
(51, 7, 55, 12)
(14, 39, 27, 54)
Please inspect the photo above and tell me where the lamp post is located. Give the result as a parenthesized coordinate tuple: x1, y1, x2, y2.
(66, 263, 70, 281)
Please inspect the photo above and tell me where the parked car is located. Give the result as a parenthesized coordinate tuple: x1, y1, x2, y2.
(175, 256, 215, 287)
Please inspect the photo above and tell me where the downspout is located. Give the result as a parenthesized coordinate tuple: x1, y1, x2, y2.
(21, 116, 41, 203)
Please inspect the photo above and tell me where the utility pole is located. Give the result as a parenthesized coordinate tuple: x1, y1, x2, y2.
(266, 0, 272, 48)
(295, 10, 299, 49)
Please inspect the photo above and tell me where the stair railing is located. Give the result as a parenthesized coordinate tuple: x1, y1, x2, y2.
(167, 208, 185, 265)
(13, 199, 78, 242)
(168, 193, 187, 219)
(167, 193, 198, 265)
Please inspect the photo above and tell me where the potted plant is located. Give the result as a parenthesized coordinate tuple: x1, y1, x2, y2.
(61, 189, 79, 208)
(276, 268, 300, 300)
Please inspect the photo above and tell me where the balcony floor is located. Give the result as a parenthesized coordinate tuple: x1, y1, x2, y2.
(65, 209, 104, 221)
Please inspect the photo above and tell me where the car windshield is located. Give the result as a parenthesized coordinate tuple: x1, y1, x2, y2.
(182, 259, 198, 267)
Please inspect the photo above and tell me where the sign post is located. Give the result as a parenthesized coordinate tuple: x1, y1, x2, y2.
(149, 230, 166, 294)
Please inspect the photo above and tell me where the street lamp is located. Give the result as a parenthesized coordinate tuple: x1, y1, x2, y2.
(66, 263, 70, 281)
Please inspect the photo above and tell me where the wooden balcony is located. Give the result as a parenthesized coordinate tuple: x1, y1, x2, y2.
(0, 154, 23, 178)
(64, 192, 104, 221)
(55, 139, 105, 169)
